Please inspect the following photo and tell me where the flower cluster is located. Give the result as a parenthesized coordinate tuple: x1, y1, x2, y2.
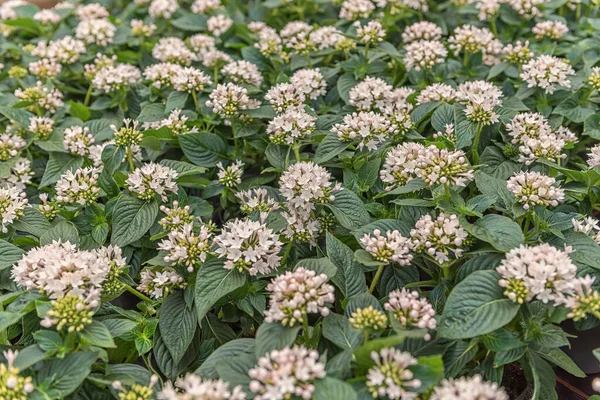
(385, 288, 437, 339)
(267, 108, 316, 145)
(520, 55, 575, 94)
(349, 306, 388, 330)
(410, 213, 469, 264)
(55, 167, 101, 206)
(126, 162, 179, 202)
(0, 350, 34, 399)
(456, 81, 503, 125)
(159, 223, 213, 272)
(360, 229, 413, 265)
(217, 161, 244, 188)
(158, 374, 246, 400)
(0, 186, 28, 233)
(430, 375, 508, 400)
(506, 171, 565, 210)
(138, 268, 186, 299)
(366, 348, 421, 400)
(236, 188, 279, 214)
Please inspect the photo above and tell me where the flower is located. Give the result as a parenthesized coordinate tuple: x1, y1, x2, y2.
(143, 63, 184, 89)
(130, 19, 156, 37)
(506, 171, 565, 210)
(217, 160, 244, 187)
(31, 36, 86, 64)
(249, 345, 326, 400)
(214, 216, 283, 276)
(28, 58, 62, 79)
(533, 20, 569, 39)
(206, 83, 260, 122)
(0, 158, 33, 190)
(0, 133, 25, 161)
(520, 55, 575, 94)
(349, 76, 393, 112)
(360, 229, 413, 265)
(456, 80, 503, 125)
(384, 288, 437, 336)
(366, 348, 421, 400)
(430, 375, 508, 400)
(380, 143, 424, 191)
(567, 275, 600, 321)
(55, 167, 101, 206)
(149, 109, 199, 135)
(587, 145, 600, 168)
(158, 374, 246, 400)
(41, 293, 95, 332)
(349, 306, 388, 330)
(411, 213, 468, 264)
(201, 49, 233, 68)
(152, 37, 197, 65)
(264, 267, 334, 326)
(505, 112, 551, 143)
(402, 21, 442, 43)
(159, 201, 194, 231)
(172, 67, 212, 93)
(222, 60, 264, 87)
(113, 376, 158, 400)
(448, 25, 495, 56)
(92, 63, 141, 93)
(191, 0, 221, 14)
(188, 33, 216, 54)
(207, 14, 233, 36)
(507, 0, 544, 18)
(502, 40, 534, 64)
(126, 162, 179, 202)
(332, 111, 392, 151)
(497, 243, 577, 305)
(75, 18, 116, 46)
(416, 83, 456, 105)
(0, 186, 27, 233)
(267, 108, 316, 145)
(63, 125, 95, 156)
(339, 0, 375, 20)
(354, 20, 386, 44)
(265, 83, 306, 113)
(75, 3, 109, 20)
(254, 26, 284, 56)
(149, 0, 178, 18)
(138, 268, 186, 299)
(415, 145, 474, 187)
(33, 9, 60, 24)
(14, 81, 64, 114)
(309, 26, 344, 50)
(278, 161, 341, 211)
(158, 223, 212, 272)
(236, 188, 279, 214)
(588, 67, 600, 91)
(0, 350, 34, 398)
(290, 69, 327, 100)
(97, 245, 127, 297)
(84, 53, 117, 79)
(477, 0, 501, 20)
(404, 40, 448, 71)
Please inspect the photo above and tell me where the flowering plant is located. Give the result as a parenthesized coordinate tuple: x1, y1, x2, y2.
(1, 0, 600, 398)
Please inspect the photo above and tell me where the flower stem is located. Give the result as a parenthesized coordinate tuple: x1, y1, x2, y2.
(281, 240, 294, 266)
(83, 84, 93, 107)
(369, 264, 386, 294)
(126, 147, 135, 171)
(302, 317, 310, 346)
(472, 123, 483, 165)
(124, 284, 153, 303)
(490, 18, 498, 37)
(191, 90, 200, 113)
(293, 144, 301, 162)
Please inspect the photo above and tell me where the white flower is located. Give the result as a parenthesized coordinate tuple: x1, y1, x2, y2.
(0, 158, 33, 190)
(236, 188, 279, 214)
(217, 160, 244, 187)
(63, 125, 95, 156)
(151, 109, 199, 135)
(431, 375, 508, 400)
(152, 37, 197, 65)
(0, 0, 26, 20)
(533, 20, 569, 39)
(0, 186, 27, 233)
(505, 112, 551, 144)
(497, 243, 576, 306)
(506, 171, 564, 210)
(159, 201, 194, 231)
(267, 108, 316, 145)
(265, 83, 306, 113)
(456, 80, 503, 125)
(158, 223, 212, 272)
(279, 161, 341, 211)
(75, 18, 116, 46)
(138, 268, 186, 299)
(14, 81, 64, 114)
(143, 63, 184, 89)
(200, 49, 233, 68)
(0, 349, 34, 398)
(416, 83, 456, 105)
(0, 132, 26, 161)
(33, 9, 60, 24)
(249, 346, 326, 400)
(74, 3, 109, 20)
(587, 145, 600, 169)
(130, 19, 156, 37)
(588, 67, 600, 91)
(567, 275, 600, 321)
(214, 217, 283, 276)
(404, 40, 448, 71)
(28, 58, 62, 79)
(309, 26, 344, 50)
(84, 53, 117, 79)
(254, 26, 284, 56)
(206, 83, 260, 121)
(339, 0, 375, 20)
(31, 36, 86, 64)
(361, 229, 413, 265)
(280, 208, 322, 245)
(207, 14, 233, 36)
(264, 267, 335, 326)
(477, 0, 501, 20)
(172, 67, 212, 93)
(222, 60, 264, 87)
(414, 145, 474, 187)
(191, 0, 221, 14)
(507, 0, 544, 18)
(380, 143, 424, 191)
(188, 33, 216, 54)
(149, 0, 178, 18)
(366, 348, 421, 400)
(572, 216, 600, 236)
(410, 213, 468, 264)
(158, 374, 246, 400)
(449, 24, 495, 56)
(385, 288, 437, 335)
(92, 63, 141, 93)
(402, 21, 443, 43)
(349, 76, 393, 112)
(332, 111, 392, 151)
(290, 69, 327, 100)
(354, 20, 386, 44)
(502, 40, 534, 64)
(126, 162, 179, 202)
(520, 55, 575, 94)
(55, 167, 101, 206)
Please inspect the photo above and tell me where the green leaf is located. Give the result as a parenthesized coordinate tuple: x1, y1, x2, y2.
(534, 348, 585, 378)
(160, 159, 207, 177)
(14, 345, 47, 370)
(357, 159, 380, 191)
(0, 106, 34, 126)
(295, 258, 338, 279)
(255, 322, 300, 358)
(313, 377, 357, 400)
(159, 291, 197, 364)
(68, 101, 90, 121)
(378, 179, 427, 197)
(195, 258, 246, 322)
(39, 153, 84, 188)
(431, 103, 455, 132)
(80, 320, 116, 348)
(554, 95, 595, 123)
(101, 144, 125, 174)
(38, 352, 98, 398)
(0, 240, 24, 269)
(40, 221, 79, 246)
(322, 313, 364, 350)
(196, 338, 255, 379)
(166, 91, 189, 112)
(528, 352, 558, 400)
(171, 13, 208, 31)
(443, 339, 479, 378)
(110, 195, 159, 247)
(439, 270, 520, 339)
(214, 353, 255, 389)
(0, 312, 21, 331)
(179, 132, 227, 167)
(264, 143, 287, 169)
(353, 335, 406, 367)
(474, 171, 514, 209)
(137, 103, 165, 122)
(326, 232, 367, 299)
(337, 73, 358, 103)
(482, 329, 525, 352)
(12, 207, 52, 238)
(549, 231, 600, 269)
(314, 133, 349, 164)
(461, 214, 524, 252)
(412, 355, 445, 392)
(326, 189, 370, 230)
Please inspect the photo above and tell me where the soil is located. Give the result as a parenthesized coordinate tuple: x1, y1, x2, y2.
(502, 363, 530, 399)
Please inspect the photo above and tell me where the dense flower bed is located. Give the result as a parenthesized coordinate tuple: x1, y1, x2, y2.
(1, 0, 600, 398)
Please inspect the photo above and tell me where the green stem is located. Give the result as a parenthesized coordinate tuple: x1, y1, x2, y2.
(369, 264, 386, 294)
(523, 215, 531, 236)
(302, 317, 310, 346)
(83, 84, 93, 107)
(124, 284, 153, 303)
(191, 90, 200, 113)
(463, 52, 469, 68)
(364, 42, 370, 61)
(444, 184, 452, 202)
(472, 123, 483, 165)
(441, 265, 451, 281)
(293, 144, 301, 162)
(281, 240, 294, 266)
(126, 147, 135, 171)
(213, 67, 219, 84)
(490, 18, 498, 37)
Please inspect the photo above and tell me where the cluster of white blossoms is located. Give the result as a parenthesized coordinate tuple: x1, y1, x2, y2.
(158, 374, 246, 400)
(130, 19, 156, 37)
(14, 81, 64, 114)
(0, 133, 25, 161)
(349, 76, 393, 112)
(264, 267, 335, 326)
(508, 0, 544, 18)
(456, 80, 503, 125)
(267, 108, 316, 145)
(506, 171, 565, 210)
(265, 83, 305, 114)
(33, 9, 60, 24)
(0, 158, 33, 190)
(248, 345, 326, 400)
(411, 213, 469, 264)
(448, 25, 499, 59)
(416, 83, 456, 105)
(366, 348, 421, 400)
(572, 216, 600, 245)
(172, 67, 212, 93)
(84, 53, 117, 80)
(29, 58, 62, 79)
(236, 188, 279, 215)
(143, 62, 184, 89)
(63, 125, 95, 156)
(332, 111, 393, 151)
(0, 350, 34, 399)
(402, 21, 442, 43)
(309, 26, 344, 50)
(354, 20, 386, 44)
(207, 14, 233, 36)
(222, 60, 264, 87)
(126, 162, 179, 202)
(159, 201, 194, 231)
(138, 268, 186, 299)
(404, 40, 448, 71)
(159, 223, 213, 272)
(385, 288, 437, 339)
(520, 55, 575, 94)
(148, 0, 178, 18)
(55, 167, 101, 206)
(349, 306, 389, 331)
(415, 145, 474, 187)
(152, 37, 197, 65)
(214, 216, 282, 276)
(566, 275, 600, 321)
(476, 0, 501, 20)
(31, 36, 87, 64)
(201, 49, 234, 68)
(74, 3, 109, 20)
(75, 18, 116, 46)
(339, 0, 375, 20)
(360, 229, 413, 265)
(0, 186, 27, 233)
(217, 160, 244, 188)
(290, 69, 327, 100)
(430, 375, 508, 400)
(191, 0, 221, 14)
(502, 40, 534, 65)
(28, 116, 54, 141)
(532, 20, 569, 39)
(380, 142, 422, 191)
(587, 145, 600, 169)
(206, 83, 260, 123)
(497, 243, 577, 306)
(92, 63, 142, 93)
(589, 67, 600, 91)
(146, 109, 199, 136)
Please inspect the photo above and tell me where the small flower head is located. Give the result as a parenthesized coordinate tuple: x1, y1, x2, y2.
(588, 67, 600, 91)
(158, 374, 245, 400)
(410, 213, 468, 264)
(506, 171, 564, 210)
(172, 67, 212, 93)
(520, 55, 575, 94)
(75, 18, 116, 46)
(456, 81, 503, 125)
(55, 167, 101, 206)
(380, 143, 424, 191)
(416, 83, 456, 105)
(112, 119, 143, 148)
(567, 275, 600, 321)
(217, 160, 244, 187)
(31, 36, 87, 64)
(113, 376, 158, 400)
(354, 20, 386, 44)
(222, 60, 264, 87)
(143, 63, 184, 89)
(29, 58, 62, 79)
(206, 83, 260, 122)
(126, 162, 179, 202)
(159, 201, 194, 231)
(349, 306, 388, 330)
(339, 0, 375, 20)
(384, 288, 437, 334)
(0, 133, 25, 161)
(92, 63, 141, 93)
(0, 350, 34, 399)
(138, 268, 186, 299)
(502, 40, 533, 65)
(587, 144, 600, 169)
(402, 21, 442, 43)
(207, 14, 233, 36)
(366, 348, 421, 400)
(415, 145, 474, 187)
(75, 3, 109, 20)
(265, 83, 306, 114)
(14, 81, 64, 114)
(191, 0, 222, 14)
(349, 76, 393, 112)
(158, 223, 213, 272)
(404, 40, 448, 71)
(148, 0, 178, 18)
(152, 37, 197, 65)
(267, 108, 316, 145)
(0, 187, 28, 233)
(532, 20, 569, 39)
(236, 188, 279, 215)
(360, 229, 413, 265)
(278, 161, 341, 211)
(42, 293, 94, 332)
(63, 125, 95, 156)
(332, 111, 392, 151)
(290, 69, 327, 100)
(430, 375, 508, 400)
(130, 19, 156, 37)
